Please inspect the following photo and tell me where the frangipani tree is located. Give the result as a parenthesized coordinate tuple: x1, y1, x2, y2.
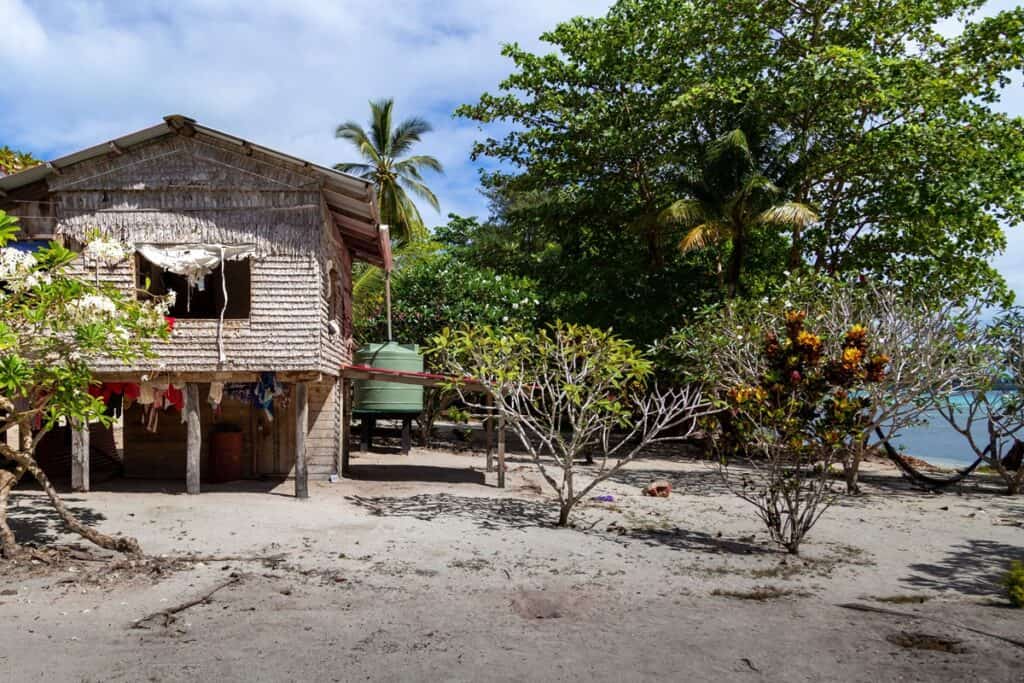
(935, 308, 1024, 494)
(431, 321, 713, 526)
(0, 212, 172, 557)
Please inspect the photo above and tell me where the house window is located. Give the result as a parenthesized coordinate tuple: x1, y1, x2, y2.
(136, 253, 251, 319)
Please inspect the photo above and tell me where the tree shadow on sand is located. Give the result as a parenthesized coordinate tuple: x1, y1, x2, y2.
(346, 492, 769, 555)
(901, 539, 1024, 596)
(6, 492, 108, 547)
(603, 466, 735, 496)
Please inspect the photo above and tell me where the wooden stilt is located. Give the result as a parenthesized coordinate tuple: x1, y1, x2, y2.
(334, 378, 344, 479)
(294, 382, 309, 499)
(360, 417, 373, 452)
(185, 383, 201, 495)
(341, 379, 352, 477)
(497, 413, 506, 489)
(485, 394, 494, 472)
(400, 417, 411, 454)
(71, 420, 89, 492)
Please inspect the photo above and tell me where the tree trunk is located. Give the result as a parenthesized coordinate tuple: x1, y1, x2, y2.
(0, 445, 141, 556)
(788, 225, 803, 270)
(558, 467, 574, 526)
(557, 502, 572, 527)
(844, 459, 861, 494)
(844, 444, 864, 494)
(0, 466, 25, 558)
(726, 227, 746, 298)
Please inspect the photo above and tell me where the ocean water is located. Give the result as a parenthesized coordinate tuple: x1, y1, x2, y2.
(888, 393, 1006, 469)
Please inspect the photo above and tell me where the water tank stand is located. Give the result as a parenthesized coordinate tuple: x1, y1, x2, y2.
(356, 411, 415, 454)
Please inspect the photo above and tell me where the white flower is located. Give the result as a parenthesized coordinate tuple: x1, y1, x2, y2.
(512, 302, 519, 309)
(68, 294, 118, 322)
(83, 238, 128, 266)
(0, 248, 37, 283)
(23, 271, 51, 289)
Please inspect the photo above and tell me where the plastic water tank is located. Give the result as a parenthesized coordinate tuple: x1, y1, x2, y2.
(353, 342, 424, 414)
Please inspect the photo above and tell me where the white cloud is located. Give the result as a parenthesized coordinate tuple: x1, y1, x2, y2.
(1, 0, 1020, 301)
(0, 0, 610, 221)
(0, 0, 47, 59)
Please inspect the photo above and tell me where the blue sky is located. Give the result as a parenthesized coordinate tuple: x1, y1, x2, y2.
(1, 0, 1020, 300)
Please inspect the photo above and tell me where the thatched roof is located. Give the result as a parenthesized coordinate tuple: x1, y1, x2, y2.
(0, 115, 390, 267)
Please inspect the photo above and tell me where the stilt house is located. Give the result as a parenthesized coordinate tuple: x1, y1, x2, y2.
(0, 115, 390, 496)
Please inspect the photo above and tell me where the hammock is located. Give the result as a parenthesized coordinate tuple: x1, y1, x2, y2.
(875, 427, 985, 490)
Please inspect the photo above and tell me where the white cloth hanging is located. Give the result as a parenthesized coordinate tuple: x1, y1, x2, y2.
(135, 244, 256, 287)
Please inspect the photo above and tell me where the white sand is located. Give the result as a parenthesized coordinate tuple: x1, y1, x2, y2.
(0, 449, 1021, 682)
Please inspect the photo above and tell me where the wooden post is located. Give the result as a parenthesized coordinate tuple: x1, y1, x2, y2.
(485, 393, 494, 472)
(360, 416, 374, 452)
(71, 420, 89, 492)
(341, 379, 352, 476)
(294, 382, 309, 499)
(185, 383, 201, 495)
(497, 413, 506, 489)
(334, 378, 344, 479)
(400, 417, 412, 455)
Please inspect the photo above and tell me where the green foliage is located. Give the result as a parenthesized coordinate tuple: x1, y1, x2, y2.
(661, 128, 818, 297)
(355, 249, 541, 347)
(1003, 561, 1024, 608)
(0, 210, 172, 431)
(335, 98, 444, 245)
(458, 0, 1024, 340)
(0, 212, 19, 243)
(431, 321, 652, 420)
(0, 146, 40, 176)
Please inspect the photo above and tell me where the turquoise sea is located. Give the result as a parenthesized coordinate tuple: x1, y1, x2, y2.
(888, 393, 1006, 469)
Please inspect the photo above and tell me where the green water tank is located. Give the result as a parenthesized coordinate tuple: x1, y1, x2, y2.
(353, 342, 424, 414)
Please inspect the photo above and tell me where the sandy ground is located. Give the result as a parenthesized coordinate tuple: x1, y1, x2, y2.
(0, 448, 1021, 682)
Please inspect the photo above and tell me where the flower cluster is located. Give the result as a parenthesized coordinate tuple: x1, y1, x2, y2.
(0, 247, 38, 284)
(68, 294, 118, 321)
(82, 237, 129, 266)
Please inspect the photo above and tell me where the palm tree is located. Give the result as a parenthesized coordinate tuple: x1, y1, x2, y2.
(660, 129, 817, 298)
(334, 99, 444, 244)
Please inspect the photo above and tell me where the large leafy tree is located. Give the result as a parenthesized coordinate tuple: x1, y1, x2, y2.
(335, 98, 444, 245)
(459, 0, 1024, 337)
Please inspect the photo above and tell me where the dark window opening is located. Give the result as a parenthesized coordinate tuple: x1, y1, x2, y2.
(9, 240, 49, 254)
(136, 254, 251, 319)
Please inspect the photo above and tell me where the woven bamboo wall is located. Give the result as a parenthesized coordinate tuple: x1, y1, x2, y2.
(51, 132, 359, 374)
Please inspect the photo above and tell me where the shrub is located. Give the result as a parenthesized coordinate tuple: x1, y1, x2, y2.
(1003, 561, 1024, 608)
(658, 273, 984, 493)
(354, 250, 540, 347)
(716, 310, 888, 554)
(432, 321, 713, 525)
